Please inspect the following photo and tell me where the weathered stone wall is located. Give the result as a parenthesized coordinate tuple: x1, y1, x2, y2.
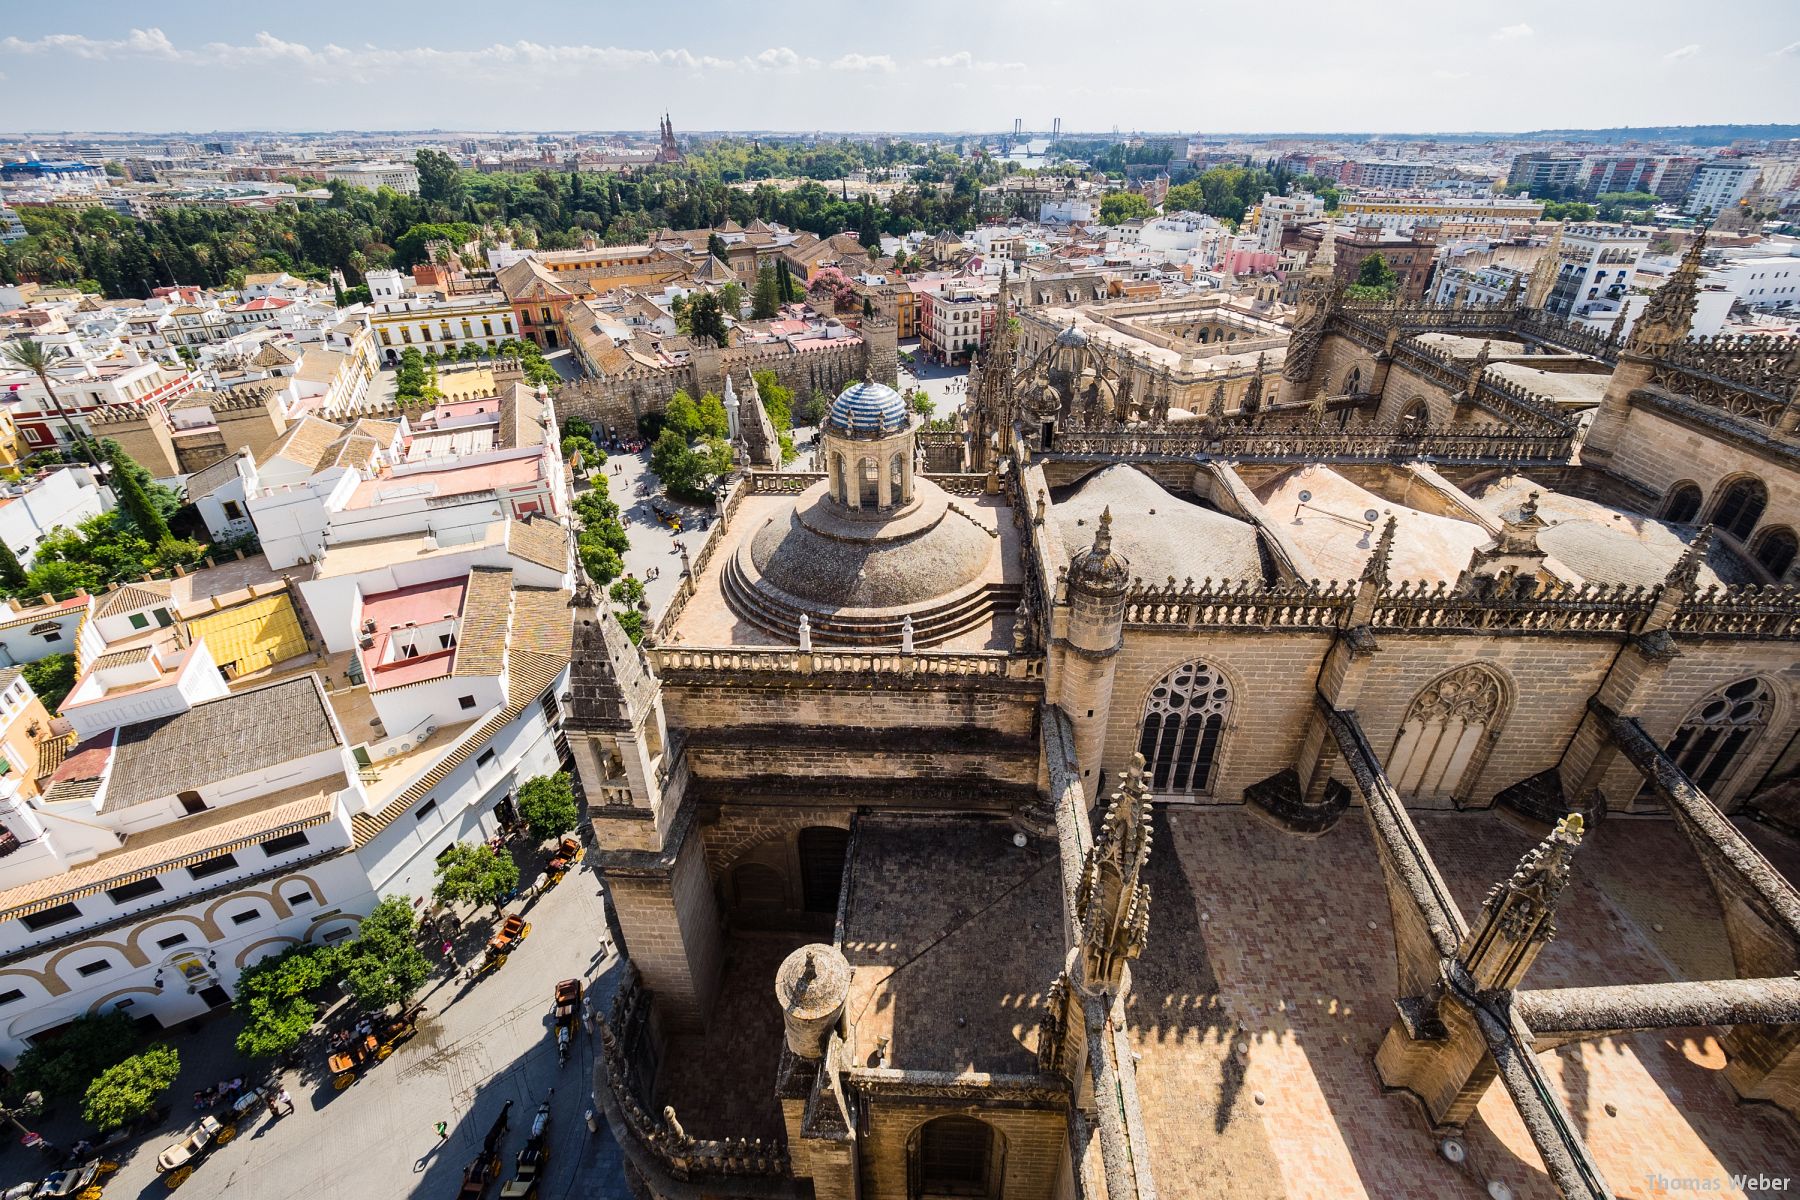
(1097, 622, 1800, 814)
(856, 1098, 1066, 1200)
(664, 676, 1041, 803)
(605, 829, 723, 1032)
(1097, 630, 1336, 802)
(557, 321, 898, 434)
(1604, 402, 1800, 537)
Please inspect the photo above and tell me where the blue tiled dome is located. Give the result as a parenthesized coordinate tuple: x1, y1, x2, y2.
(824, 381, 909, 439)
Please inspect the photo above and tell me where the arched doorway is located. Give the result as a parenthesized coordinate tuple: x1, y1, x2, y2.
(797, 827, 850, 915)
(910, 1115, 1002, 1199)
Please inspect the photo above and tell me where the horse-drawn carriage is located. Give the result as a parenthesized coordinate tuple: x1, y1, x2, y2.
(552, 979, 581, 1067)
(327, 1003, 424, 1089)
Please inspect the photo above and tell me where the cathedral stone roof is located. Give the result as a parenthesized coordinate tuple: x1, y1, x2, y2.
(823, 381, 909, 439)
(1055, 464, 1265, 585)
(745, 480, 994, 612)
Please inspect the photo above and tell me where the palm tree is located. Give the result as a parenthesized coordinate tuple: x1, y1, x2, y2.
(1, 339, 98, 467)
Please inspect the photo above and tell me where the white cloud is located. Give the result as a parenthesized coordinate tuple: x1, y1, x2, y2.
(830, 53, 897, 73)
(1774, 40, 1800, 57)
(1664, 43, 1701, 62)
(2, 27, 186, 60)
(922, 50, 1026, 71)
(0, 29, 812, 80)
(1491, 23, 1533, 40)
(1431, 68, 1470, 81)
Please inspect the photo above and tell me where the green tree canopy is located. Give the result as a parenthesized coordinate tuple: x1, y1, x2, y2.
(517, 772, 580, 842)
(415, 149, 465, 209)
(1099, 192, 1153, 224)
(21, 651, 75, 711)
(685, 290, 729, 348)
(233, 943, 339, 1058)
(337, 896, 432, 1010)
(751, 265, 781, 318)
(106, 441, 170, 544)
(432, 843, 521, 914)
(1354, 252, 1399, 293)
(83, 1044, 180, 1132)
(10, 1012, 136, 1102)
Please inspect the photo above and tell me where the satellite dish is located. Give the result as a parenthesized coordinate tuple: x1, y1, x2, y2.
(1297, 490, 1313, 503)
(1364, 509, 1381, 523)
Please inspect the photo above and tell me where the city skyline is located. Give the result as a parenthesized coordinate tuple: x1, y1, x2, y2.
(1, 0, 1796, 135)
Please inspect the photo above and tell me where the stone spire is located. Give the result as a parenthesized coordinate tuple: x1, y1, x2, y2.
(1208, 378, 1226, 420)
(1076, 751, 1154, 994)
(1466, 340, 1491, 394)
(1311, 221, 1338, 274)
(1607, 304, 1629, 346)
(1630, 224, 1706, 356)
(1363, 514, 1397, 588)
(1351, 513, 1398, 627)
(1241, 353, 1265, 415)
(1524, 222, 1563, 312)
(1460, 813, 1584, 991)
(1643, 525, 1713, 635)
(1068, 507, 1130, 596)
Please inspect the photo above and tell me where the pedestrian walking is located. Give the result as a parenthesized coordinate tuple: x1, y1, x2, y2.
(435, 1121, 448, 1140)
(278, 1088, 294, 1116)
(441, 938, 454, 959)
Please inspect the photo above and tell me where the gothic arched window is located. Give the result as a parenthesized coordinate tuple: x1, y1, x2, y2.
(1661, 481, 1703, 524)
(1137, 661, 1231, 798)
(1709, 476, 1768, 542)
(1386, 665, 1505, 803)
(1664, 678, 1773, 795)
(1752, 527, 1797, 580)
(1399, 398, 1429, 433)
(1342, 365, 1363, 395)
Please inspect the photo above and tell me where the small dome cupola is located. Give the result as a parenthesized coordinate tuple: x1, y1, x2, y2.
(821, 381, 917, 512)
(824, 381, 910, 439)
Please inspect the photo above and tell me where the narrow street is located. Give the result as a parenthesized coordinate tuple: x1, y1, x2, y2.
(11, 859, 630, 1200)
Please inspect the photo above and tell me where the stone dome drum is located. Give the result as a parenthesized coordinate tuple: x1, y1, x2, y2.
(824, 381, 910, 439)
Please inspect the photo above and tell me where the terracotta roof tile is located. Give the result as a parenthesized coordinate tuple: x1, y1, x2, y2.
(508, 516, 569, 573)
(0, 783, 340, 921)
(93, 581, 173, 620)
(351, 589, 570, 847)
(452, 568, 513, 678)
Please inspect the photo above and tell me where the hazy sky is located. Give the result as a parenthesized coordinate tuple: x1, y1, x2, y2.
(2, 0, 1797, 135)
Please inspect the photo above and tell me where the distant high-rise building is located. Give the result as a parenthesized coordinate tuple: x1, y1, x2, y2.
(1507, 151, 1581, 195)
(1685, 159, 1760, 217)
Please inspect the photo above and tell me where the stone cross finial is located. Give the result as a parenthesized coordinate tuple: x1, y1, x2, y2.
(798, 612, 811, 651)
(1076, 752, 1155, 995)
